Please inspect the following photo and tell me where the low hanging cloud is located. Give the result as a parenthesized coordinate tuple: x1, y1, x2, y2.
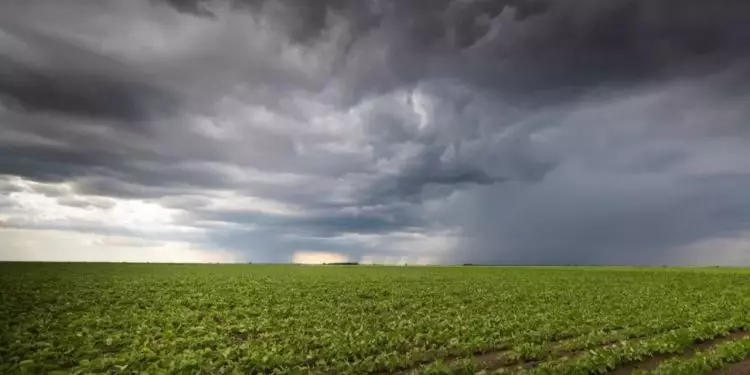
(1, 0, 750, 264)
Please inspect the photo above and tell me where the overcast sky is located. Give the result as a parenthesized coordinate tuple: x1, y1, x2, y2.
(2, 0, 750, 265)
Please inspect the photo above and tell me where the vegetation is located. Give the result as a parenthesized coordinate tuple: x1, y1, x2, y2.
(1, 263, 749, 374)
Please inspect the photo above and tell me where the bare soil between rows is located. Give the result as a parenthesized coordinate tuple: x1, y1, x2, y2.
(711, 358, 750, 375)
(387, 328, 750, 375)
(386, 330, 623, 375)
(388, 329, 651, 375)
(609, 331, 750, 374)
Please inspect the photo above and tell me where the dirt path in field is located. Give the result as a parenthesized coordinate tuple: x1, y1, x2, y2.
(608, 331, 750, 375)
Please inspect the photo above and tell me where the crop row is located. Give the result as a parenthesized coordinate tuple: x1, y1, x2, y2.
(401, 317, 737, 374)
(517, 319, 750, 375)
(403, 315, 750, 374)
(643, 337, 750, 374)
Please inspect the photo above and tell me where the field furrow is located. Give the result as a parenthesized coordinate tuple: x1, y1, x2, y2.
(645, 337, 750, 375)
(395, 319, 732, 375)
(508, 319, 750, 375)
(611, 331, 750, 374)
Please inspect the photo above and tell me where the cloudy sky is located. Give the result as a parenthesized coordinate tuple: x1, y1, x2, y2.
(2, 0, 750, 265)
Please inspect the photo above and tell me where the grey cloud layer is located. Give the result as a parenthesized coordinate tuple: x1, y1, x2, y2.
(2, 0, 750, 263)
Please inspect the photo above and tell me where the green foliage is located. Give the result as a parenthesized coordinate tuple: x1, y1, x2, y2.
(1, 263, 749, 374)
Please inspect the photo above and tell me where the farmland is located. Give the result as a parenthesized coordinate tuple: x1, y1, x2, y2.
(1, 264, 750, 374)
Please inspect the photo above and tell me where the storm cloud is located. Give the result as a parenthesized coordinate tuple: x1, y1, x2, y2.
(1, 0, 750, 264)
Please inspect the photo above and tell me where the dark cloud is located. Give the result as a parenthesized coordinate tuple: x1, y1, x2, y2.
(445, 171, 750, 266)
(194, 203, 426, 238)
(454, 0, 750, 90)
(364, 153, 506, 205)
(154, 0, 750, 103)
(0, 144, 124, 183)
(57, 196, 116, 210)
(72, 177, 184, 200)
(157, 195, 213, 210)
(0, 21, 178, 125)
(0, 58, 173, 124)
(2, 0, 750, 264)
(157, 0, 219, 17)
(439, 78, 750, 265)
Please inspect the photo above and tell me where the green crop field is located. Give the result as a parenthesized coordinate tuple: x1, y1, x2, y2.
(2, 263, 750, 374)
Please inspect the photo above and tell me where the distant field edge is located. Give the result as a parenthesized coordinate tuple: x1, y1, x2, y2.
(3, 261, 750, 271)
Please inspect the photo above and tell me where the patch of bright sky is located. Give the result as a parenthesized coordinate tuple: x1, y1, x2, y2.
(292, 251, 349, 264)
(679, 233, 750, 266)
(3, 177, 201, 236)
(0, 228, 237, 263)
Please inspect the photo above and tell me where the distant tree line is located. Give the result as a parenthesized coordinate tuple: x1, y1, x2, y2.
(322, 262, 360, 266)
